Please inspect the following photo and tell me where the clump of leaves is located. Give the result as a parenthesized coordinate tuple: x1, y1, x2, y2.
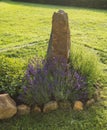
(70, 45, 102, 99)
(0, 56, 26, 97)
(20, 57, 68, 106)
(19, 56, 90, 107)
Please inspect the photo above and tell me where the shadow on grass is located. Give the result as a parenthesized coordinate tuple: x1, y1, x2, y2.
(1, 0, 107, 13)
(0, 103, 107, 130)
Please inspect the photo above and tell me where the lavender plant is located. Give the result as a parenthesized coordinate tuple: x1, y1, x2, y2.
(68, 71, 89, 103)
(20, 57, 69, 106)
(20, 56, 90, 106)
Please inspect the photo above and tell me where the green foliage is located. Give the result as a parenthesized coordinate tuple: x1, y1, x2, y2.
(20, 57, 73, 106)
(70, 45, 101, 98)
(0, 105, 107, 130)
(13, 0, 107, 9)
(70, 45, 101, 82)
(0, 1, 107, 59)
(20, 49, 99, 106)
(0, 56, 26, 97)
(0, 1, 107, 130)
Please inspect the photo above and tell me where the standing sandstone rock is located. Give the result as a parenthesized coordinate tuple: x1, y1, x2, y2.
(0, 94, 17, 119)
(47, 10, 71, 62)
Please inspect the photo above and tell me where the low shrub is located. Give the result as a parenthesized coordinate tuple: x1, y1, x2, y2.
(69, 45, 101, 99)
(20, 46, 101, 106)
(19, 57, 72, 106)
(0, 56, 26, 97)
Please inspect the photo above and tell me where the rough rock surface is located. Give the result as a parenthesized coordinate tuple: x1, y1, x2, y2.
(47, 10, 71, 62)
(43, 101, 58, 112)
(17, 104, 30, 115)
(33, 105, 41, 113)
(73, 101, 83, 111)
(0, 94, 17, 119)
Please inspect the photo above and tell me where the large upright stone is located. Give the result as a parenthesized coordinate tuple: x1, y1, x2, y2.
(47, 10, 71, 62)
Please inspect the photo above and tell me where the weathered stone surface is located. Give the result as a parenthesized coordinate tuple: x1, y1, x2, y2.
(73, 101, 83, 111)
(32, 105, 41, 113)
(47, 10, 71, 62)
(86, 99, 95, 107)
(0, 94, 17, 119)
(59, 101, 71, 110)
(17, 104, 30, 115)
(43, 101, 58, 112)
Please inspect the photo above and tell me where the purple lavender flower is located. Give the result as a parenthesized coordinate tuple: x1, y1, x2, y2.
(20, 56, 89, 106)
(23, 86, 27, 92)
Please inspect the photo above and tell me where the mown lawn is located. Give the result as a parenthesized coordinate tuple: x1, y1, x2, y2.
(0, 0, 107, 130)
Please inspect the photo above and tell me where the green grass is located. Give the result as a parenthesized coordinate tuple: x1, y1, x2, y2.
(0, 0, 107, 130)
(0, 101, 107, 130)
(0, 107, 107, 130)
(0, 1, 107, 58)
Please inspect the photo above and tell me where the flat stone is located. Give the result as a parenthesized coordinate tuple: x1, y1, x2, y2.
(73, 101, 83, 111)
(0, 94, 17, 119)
(43, 101, 58, 113)
(32, 105, 41, 113)
(17, 104, 30, 115)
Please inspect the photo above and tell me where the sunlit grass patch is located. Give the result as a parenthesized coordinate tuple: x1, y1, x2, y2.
(0, 1, 107, 130)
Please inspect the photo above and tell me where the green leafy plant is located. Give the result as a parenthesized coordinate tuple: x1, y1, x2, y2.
(69, 45, 101, 98)
(19, 57, 72, 107)
(19, 52, 99, 106)
(0, 56, 26, 97)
